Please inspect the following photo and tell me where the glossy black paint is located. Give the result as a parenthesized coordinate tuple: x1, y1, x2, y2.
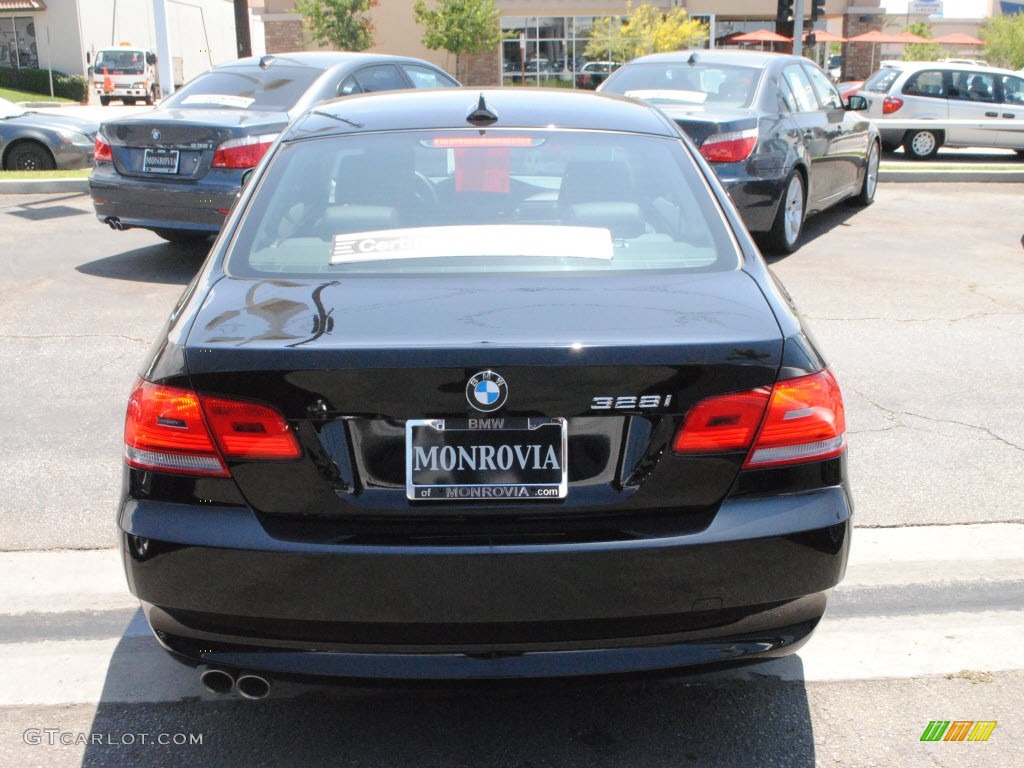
(600, 50, 880, 242)
(118, 88, 852, 682)
(90, 52, 458, 236)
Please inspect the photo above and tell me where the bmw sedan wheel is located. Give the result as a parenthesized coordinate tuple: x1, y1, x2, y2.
(765, 171, 805, 254)
(7, 142, 55, 171)
(904, 129, 941, 161)
(853, 141, 880, 207)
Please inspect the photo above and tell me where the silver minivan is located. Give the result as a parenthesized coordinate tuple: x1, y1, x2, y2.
(859, 61, 1024, 159)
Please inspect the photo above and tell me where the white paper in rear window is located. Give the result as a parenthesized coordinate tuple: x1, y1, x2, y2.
(181, 94, 256, 109)
(330, 225, 614, 264)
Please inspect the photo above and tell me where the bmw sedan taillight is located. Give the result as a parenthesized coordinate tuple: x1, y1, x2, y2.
(673, 369, 846, 468)
(124, 379, 300, 477)
(699, 128, 758, 163)
(94, 134, 113, 163)
(211, 133, 279, 169)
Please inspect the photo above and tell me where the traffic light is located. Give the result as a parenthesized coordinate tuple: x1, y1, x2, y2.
(811, 1, 826, 22)
(777, 0, 795, 23)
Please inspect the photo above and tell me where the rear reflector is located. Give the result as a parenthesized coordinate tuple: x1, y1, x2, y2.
(672, 370, 846, 468)
(94, 134, 112, 163)
(882, 96, 904, 115)
(699, 128, 758, 163)
(124, 379, 300, 476)
(212, 133, 278, 169)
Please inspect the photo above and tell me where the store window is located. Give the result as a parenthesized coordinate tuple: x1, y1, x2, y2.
(501, 15, 621, 86)
(0, 16, 39, 70)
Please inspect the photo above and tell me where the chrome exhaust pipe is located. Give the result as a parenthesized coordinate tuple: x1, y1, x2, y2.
(199, 668, 235, 695)
(104, 216, 124, 231)
(235, 673, 271, 700)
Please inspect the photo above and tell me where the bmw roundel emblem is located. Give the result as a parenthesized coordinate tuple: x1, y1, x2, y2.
(466, 370, 508, 413)
(151, 129, 161, 142)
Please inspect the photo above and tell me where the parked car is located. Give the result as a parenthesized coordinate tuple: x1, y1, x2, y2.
(857, 61, 1024, 158)
(600, 50, 880, 253)
(118, 87, 851, 693)
(828, 53, 842, 81)
(576, 61, 621, 89)
(0, 97, 97, 171)
(90, 52, 458, 243)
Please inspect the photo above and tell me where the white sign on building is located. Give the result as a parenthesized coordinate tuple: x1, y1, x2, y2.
(909, 0, 944, 17)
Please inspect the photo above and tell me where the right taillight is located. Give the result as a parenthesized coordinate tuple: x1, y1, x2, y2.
(211, 133, 278, 169)
(672, 370, 846, 469)
(94, 134, 112, 162)
(882, 96, 904, 115)
(124, 379, 300, 477)
(699, 128, 758, 163)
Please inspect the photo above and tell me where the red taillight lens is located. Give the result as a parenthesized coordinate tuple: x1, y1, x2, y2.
(882, 96, 904, 115)
(124, 379, 301, 476)
(672, 370, 846, 468)
(699, 128, 758, 163)
(672, 389, 771, 453)
(211, 133, 278, 169)
(744, 370, 845, 468)
(198, 395, 301, 460)
(94, 134, 112, 162)
(124, 380, 227, 476)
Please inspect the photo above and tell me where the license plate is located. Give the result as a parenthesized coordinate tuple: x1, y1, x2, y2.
(406, 417, 567, 501)
(143, 148, 179, 174)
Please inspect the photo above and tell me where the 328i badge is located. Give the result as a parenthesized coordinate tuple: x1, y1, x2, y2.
(117, 88, 852, 695)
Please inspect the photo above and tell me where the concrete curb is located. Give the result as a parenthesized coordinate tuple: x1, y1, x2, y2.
(0, 178, 89, 194)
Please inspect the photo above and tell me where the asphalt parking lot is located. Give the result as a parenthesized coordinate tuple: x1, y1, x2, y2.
(0, 182, 1021, 767)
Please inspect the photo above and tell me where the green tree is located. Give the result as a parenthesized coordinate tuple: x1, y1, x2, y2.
(585, 3, 708, 63)
(413, 0, 501, 82)
(295, 0, 377, 51)
(980, 11, 1024, 70)
(902, 21, 942, 62)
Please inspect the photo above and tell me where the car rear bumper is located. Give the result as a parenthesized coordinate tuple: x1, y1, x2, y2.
(89, 164, 239, 232)
(119, 486, 852, 680)
(716, 163, 790, 233)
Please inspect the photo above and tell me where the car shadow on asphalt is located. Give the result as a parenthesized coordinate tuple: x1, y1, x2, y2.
(81, 629, 817, 767)
(75, 240, 210, 285)
(762, 202, 865, 265)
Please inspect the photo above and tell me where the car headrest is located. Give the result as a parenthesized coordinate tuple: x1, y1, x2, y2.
(567, 202, 645, 239)
(559, 160, 635, 206)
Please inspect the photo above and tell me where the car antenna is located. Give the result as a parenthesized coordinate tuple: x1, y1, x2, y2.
(687, 52, 699, 65)
(466, 94, 498, 126)
(259, 54, 275, 69)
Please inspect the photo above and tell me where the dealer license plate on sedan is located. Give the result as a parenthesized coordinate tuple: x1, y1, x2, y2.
(406, 418, 567, 501)
(143, 148, 180, 174)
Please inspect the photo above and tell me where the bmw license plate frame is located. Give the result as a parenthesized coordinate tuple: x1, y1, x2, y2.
(406, 417, 568, 501)
(143, 148, 180, 175)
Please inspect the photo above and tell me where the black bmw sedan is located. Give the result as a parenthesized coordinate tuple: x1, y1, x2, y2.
(599, 50, 880, 253)
(90, 52, 458, 243)
(119, 88, 851, 695)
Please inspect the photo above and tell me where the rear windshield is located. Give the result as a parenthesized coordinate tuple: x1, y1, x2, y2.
(226, 129, 738, 277)
(863, 67, 902, 93)
(601, 62, 763, 108)
(161, 66, 323, 111)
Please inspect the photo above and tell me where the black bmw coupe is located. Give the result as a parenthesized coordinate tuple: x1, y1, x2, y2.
(118, 88, 852, 697)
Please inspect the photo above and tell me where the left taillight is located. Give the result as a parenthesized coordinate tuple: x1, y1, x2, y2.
(699, 128, 758, 163)
(124, 379, 300, 477)
(211, 133, 278, 169)
(94, 134, 112, 162)
(672, 370, 846, 469)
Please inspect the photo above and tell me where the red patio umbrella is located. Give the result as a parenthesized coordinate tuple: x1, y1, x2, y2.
(803, 30, 846, 43)
(732, 29, 792, 51)
(890, 31, 930, 44)
(847, 30, 903, 72)
(933, 32, 984, 45)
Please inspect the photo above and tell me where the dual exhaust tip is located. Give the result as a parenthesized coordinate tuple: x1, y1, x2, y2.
(104, 216, 126, 231)
(199, 668, 271, 700)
